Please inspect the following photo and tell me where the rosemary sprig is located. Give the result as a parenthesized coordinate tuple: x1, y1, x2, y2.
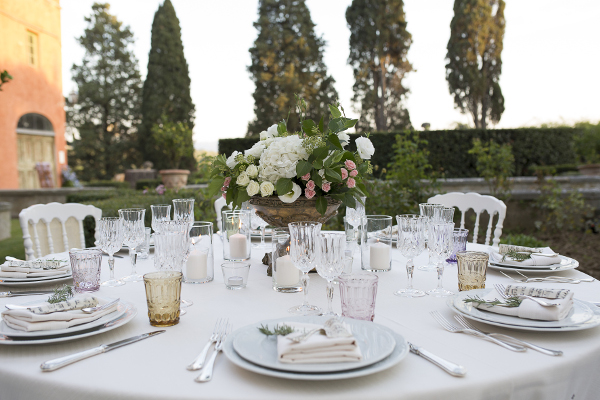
(501, 250, 532, 262)
(47, 285, 74, 304)
(464, 295, 522, 308)
(258, 323, 295, 337)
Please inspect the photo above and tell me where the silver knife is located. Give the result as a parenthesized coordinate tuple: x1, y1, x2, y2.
(408, 342, 467, 377)
(40, 331, 166, 372)
(0, 290, 56, 298)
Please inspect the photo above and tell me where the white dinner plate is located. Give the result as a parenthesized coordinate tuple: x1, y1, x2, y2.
(232, 316, 396, 373)
(487, 257, 579, 273)
(0, 300, 136, 345)
(224, 322, 408, 380)
(0, 296, 127, 338)
(0, 270, 72, 282)
(0, 274, 73, 287)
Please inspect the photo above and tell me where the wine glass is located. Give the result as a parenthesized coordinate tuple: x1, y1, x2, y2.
(317, 233, 346, 316)
(426, 222, 455, 297)
(98, 217, 125, 287)
(418, 203, 444, 271)
(173, 198, 195, 223)
(288, 221, 322, 315)
(118, 208, 146, 282)
(151, 204, 171, 233)
(394, 215, 427, 297)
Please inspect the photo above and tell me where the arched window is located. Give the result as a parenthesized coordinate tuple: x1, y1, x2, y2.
(17, 113, 54, 136)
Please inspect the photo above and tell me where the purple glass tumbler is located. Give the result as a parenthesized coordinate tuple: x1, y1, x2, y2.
(69, 249, 102, 293)
(338, 273, 379, 321)
(447, 228, 469, 263)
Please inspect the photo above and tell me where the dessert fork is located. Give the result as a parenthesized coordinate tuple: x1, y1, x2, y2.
(495, 284, 557, 307)
(195, 322, 231, 382)
(187, 318, 226, 371)
(430, 311, 526, 352)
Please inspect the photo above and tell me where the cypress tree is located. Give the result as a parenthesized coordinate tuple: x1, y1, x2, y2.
(247, 0, 338, 137)
(446, 0, 505, 129)
(141, 0, 195, 170)
(346, 0, 413, 132)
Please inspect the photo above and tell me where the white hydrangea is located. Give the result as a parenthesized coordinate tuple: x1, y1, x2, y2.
(246, 165, 259, 178)
(260, 181, 274, 197)
(245, 141, 265, 159)
(355, 137, 375, 160)
(278, 182, 301, 204)
(258, 135, 309, 183)
(226, 151, 241, 169)
(236, 172, 250, 187)
(247, 180, 260, 197)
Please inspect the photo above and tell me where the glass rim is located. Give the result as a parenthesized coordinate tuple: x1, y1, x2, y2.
(363, 215, 393, 220)
(456, 251, 489, 259)
(69, 248, 102, 256)
(396, 214, 426, 219)
(100, 217, 120, 221)
(192, 221, 213, 227)
(118, 208, 145, 212)
(338, 273, 379, 284)
(172, 198, 195, 202)
(150, 204, 171, 207)
(453, 228, 469, 233)
(143, 271, 183, 281)
(288, 221, 321, 227)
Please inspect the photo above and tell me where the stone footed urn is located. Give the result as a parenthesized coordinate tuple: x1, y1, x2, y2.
(248, 196, 342, 227)
(159, 169, 190, 190)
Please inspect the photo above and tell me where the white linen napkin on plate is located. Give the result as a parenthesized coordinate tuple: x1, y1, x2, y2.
(490, 246, 561, 268)
(0, 263, 70, 279)
(276, 322, 363, 364)
(1, 296, 118, 332)
(473, 286, 574, 321)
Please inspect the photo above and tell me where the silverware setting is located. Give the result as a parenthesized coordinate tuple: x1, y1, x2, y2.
(5, 298, 120, 314)
(453, 315, 563, 356)
(287, 318, 351, 344)
(495, 284, 557, 307)
(0, 290, 55, 298)
(187, 318, 227, 371)
(500, 270, 595, 284)
(430, 311, 526, 352)
(408, 341, 467, 377)
(195, 322, 231, 382)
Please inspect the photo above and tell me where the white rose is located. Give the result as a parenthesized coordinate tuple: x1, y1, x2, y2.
(260, 181, 274, 197)
(267, 124, 279, 138)
(246, 165, 259, 178)
(318, 169, 325, 178)
(245, 141, 265, 159)
(236, 172, 250, 187)
(355, 137, 375, 160)
(247, 180, 260, 197)
(278, 182, 301, 204)
(226, 151, 241, 169)
(337, 132, 350, 146)
(259, 130, 269, 140)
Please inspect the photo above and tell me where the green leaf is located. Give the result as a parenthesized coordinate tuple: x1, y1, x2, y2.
(312, 146, 329, 162)
(357, 182, 368, 195)
(343, 118, 358, 129)
(328, 118, 343, 134)
(344, 193, 356, 209)
(237, 188, 251, 204)
(302, 119, 317, 136)
(276, 178, 293, 196)
(316, 196, 328, 215)
(208, 176, 225, 197)
(328, 104, 342, 118)
(312, 160, 323, 169)
(328, 134, 343, 150)
(277, 121, 287, 135)
(226, 186, 236, 205)
(324, 156, 333, 168)
(357, 162, 368, 174)
(311, 170, 322, 187)
(318, 115, 324, 133)
(332, 151, 344, 164)
(325, 168, 341, 183)
(296, 160, 313, 178)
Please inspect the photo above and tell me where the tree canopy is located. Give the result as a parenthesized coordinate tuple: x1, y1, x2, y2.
(247, 0, 338, 136)
(346, 0, 413, 132)
(446, 0, 506, 129)
(67, 2, 142, 181)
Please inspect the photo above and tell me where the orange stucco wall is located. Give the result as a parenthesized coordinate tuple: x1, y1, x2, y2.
(0, 0, 65, 189)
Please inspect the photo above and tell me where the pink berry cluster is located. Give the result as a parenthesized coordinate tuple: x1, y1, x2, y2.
(343, 159, 357, 188)
(221, 177, 232, 198)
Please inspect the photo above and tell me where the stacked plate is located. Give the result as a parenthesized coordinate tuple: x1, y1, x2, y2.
(448, 288, 600, 332)
(223, 316, 408, 380)
(0, 259, 72, 288)
(0, 297, 137, 345)
(487, 252, 579, 273)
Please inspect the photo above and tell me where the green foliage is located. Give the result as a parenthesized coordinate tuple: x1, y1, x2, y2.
(85, 181, 130, 189)
(66, 190, 119, 203)
(189, 154, 215, 184)
(534, 178, 593, 233)
(67, 3, 142, 182)
(247, 0, 338, 136)
(0, 219, 26, 261)
(346, 0, 412, 131)
(573, 121, 600, 164)
(0, 70, 12, 90)
(500, 233, 547, 248)
(150, 115, 194, 169)
(135, 179, 163, 191)
(386, 131, 439, 207)
(363, 179, 413, 215)
(468, 138, 515, 197)
(446, 0, 506, 129)
(141, 0, 195, 170)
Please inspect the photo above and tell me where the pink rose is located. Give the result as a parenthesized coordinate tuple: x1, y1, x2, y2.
(224, 177, 231, 187)
(305, 188, 316, 199)
(301, 173, 311, 181)
(306, 180, 316, 190)
(221, 186, 226, 192)
(347, 178, 356, 188)
(341, 168, 348, 180)
(345, 160, 356, 170)
(321, 182, 331, 192)
(222, 192, 227, 199)
(350, 170, 358, 177)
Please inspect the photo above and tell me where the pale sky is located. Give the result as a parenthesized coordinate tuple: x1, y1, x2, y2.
(60, 0, 600, 152)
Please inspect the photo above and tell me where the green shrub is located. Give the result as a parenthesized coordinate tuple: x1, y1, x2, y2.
(534, 178, 593, 232)
(136, 179, 163, 191)
(66, 190, 119, 203)
(500, 233, 547, 248)
(85, 180, 130, 189)
(468, 139, 515, 197)
(573, 122, 600, 164)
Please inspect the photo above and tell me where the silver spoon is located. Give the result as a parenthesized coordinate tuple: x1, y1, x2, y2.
(81, 298, 120, 314)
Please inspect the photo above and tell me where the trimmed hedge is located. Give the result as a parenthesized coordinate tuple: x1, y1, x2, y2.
(136, 179, 163, 191)
(84, 180, 130, 189)
(218, 128, 578, 178)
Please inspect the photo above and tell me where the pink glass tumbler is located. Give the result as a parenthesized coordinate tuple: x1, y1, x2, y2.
(338, 273, 379, 321)
(69, 248, 102, 293)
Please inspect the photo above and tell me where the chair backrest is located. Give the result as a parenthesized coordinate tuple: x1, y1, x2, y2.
(214, 197, 229, 232)
(427, 192, 506, 247)
(19, 202, 102, 260)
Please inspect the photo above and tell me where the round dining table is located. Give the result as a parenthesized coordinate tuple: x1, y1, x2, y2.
(1, 237, 600, 400)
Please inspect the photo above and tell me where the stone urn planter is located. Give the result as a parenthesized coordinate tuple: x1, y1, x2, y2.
(159, 169, 190, 189)
(248, 196, 342, 227)
(577, 164, 600, 176)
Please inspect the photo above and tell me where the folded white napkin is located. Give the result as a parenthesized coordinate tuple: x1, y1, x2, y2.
(490, 246, 561, 268)
(473, 286, 574, 321)
(1, 296, 118, 332)
(0, 264, 69, 279)
(276, 322, 363, 364)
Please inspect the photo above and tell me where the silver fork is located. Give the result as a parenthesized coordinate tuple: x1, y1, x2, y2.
(195, 322, 231, 382)
(430, 311, 526, 352)
(500, 271, 593, 284)
(495, 284, 557, 307)
(454, 315, 563, 356)
(187, 318, 226, 371)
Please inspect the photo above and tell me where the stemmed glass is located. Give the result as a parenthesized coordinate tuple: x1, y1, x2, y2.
(173, 199, 195, 223)
(317, 233, 346, 316)
(98, 217, 125, 287)
(288, 221, 322, 315)
(426, 222, 455, 297)
(394, 215, 427, 297)
(118, 208, 146, 282)
(151, 204, 171, 233)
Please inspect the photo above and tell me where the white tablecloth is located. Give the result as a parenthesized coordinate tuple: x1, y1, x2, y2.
(1, 238, 600, 400)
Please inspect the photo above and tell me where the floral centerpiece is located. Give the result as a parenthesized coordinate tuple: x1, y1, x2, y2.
(208, 99, 374, 225)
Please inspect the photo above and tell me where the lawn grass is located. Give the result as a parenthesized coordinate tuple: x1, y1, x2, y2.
(0, 219, 26, 261)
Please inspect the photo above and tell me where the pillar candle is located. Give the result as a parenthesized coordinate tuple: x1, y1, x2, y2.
(370, 242, 390, 270)
(275, 255, 300, 286)
(229, 233, 248, 259)
(186, 249, 208, 280)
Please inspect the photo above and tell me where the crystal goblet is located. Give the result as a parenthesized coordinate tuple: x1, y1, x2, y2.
(317, 233, 346, 316)
(118, 208, 146, 282)
(98, 217, 125, 287)
(395, 214, 427, 297)
(288, 221, 322, 315)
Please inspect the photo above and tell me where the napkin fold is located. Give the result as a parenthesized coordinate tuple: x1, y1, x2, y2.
(490, 246, 561, 268)
(276, 322, 363, 364)
(473, 286, 574, 321)
(1, 296, 118, 332)
(0, 263, 69, 279)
